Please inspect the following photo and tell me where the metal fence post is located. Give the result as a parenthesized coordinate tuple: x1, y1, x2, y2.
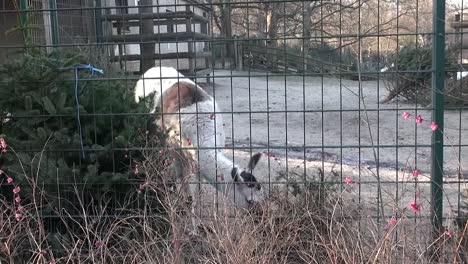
(431, 0, 445, 239)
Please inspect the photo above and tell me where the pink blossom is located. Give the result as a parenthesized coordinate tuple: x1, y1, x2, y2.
(0, 137, 7, 153)
(0, 169, 3, 175)
(431, 121, 439, 131)
(138, 183, 146, 190)
(402, 112, 411, 119)
(94, 241, 103, 247)
(385, 216, 398, 229)
(15, 196, 21, 203)
(13, 186, 20, 194)
(444, 230, 453, 238)
(133, 165, 139, 175)
(344, 177, 352, 185)
(415, 115, 423, 124)
(412, 169, 420, 178)
(15, 213, 21, 221)
(409, 201, 420, 213)
(17, 205, 24, 212)
(210, 113, 216, 120)
(6, 177, 13, 183)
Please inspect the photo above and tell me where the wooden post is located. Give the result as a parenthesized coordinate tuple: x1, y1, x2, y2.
(201, 17, 209, 70)
(139, 0, 155, 73)
(238, 39, 243, 71)
(234, 35, 238, 69)
(221, 41, 226, 69)
(186, 5, 195, 75)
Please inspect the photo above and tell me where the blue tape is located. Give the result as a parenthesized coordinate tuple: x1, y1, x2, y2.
(74, 64, 104, 75)
(72, 64, 103, 158)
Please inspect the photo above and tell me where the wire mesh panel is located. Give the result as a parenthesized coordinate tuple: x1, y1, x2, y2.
(0, 0, 468, 262)
(55, 0, 96, 44)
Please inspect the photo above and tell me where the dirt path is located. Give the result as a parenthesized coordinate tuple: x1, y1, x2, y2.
(200, 70, 467, 177)
(192, 70, 467, 220)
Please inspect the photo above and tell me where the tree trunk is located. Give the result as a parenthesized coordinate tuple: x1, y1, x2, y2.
(222, 0, 233, 59)
(300, 2, 315, 73)
(139, 0, 155, 73)
(217, 0, 233, 68)
(265, 2, 279, 71)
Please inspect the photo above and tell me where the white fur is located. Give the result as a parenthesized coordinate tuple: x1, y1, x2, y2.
(134, 66, 195, 113)
(134, 67, 265, 208)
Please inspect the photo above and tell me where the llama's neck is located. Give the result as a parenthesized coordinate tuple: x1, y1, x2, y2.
(176, 100, 233, 185)
(196, 149, 237, 185)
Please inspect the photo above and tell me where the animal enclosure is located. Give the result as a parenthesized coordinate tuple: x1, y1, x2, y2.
(1, 0, 468, 262)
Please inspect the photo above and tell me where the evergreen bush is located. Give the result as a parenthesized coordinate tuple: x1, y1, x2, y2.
(0, 49, 165, 217)
(381, 45, 466, 105)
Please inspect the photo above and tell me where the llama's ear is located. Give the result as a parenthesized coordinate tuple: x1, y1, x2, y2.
(248, 153, 262, 171)
(231, 167, 243, 182)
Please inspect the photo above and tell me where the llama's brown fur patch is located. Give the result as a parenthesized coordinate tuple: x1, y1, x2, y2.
(161, 81, 210, 114)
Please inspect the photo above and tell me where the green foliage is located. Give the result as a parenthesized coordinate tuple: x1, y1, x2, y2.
(383, 45, 460, 105)
(0, 49, 164, 201)
(393, 46, 434, 77)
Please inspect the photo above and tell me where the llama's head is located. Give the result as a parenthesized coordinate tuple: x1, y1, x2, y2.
(231, 153, 265, 207)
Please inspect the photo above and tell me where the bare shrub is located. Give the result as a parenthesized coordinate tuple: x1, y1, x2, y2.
(1, 136, 467, 263)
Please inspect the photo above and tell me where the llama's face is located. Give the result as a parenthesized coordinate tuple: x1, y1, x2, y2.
(231, 153, 265, 206)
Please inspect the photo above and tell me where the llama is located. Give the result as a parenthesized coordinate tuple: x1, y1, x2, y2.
(135, 66, 265, 209)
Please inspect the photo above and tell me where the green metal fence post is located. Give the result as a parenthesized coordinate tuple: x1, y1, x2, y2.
(431, 0, 445, 239)
(49, 0, 59, 46)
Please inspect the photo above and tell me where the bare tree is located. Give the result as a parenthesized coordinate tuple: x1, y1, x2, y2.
(213, 0, 234, 56)
(212, 0, 437, 71)
(139, 0, 155, 72)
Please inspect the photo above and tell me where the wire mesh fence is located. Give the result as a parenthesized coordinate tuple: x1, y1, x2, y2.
(0, 0, 468, 262)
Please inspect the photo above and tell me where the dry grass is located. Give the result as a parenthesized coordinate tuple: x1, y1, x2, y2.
(1, 142, 467, 264)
